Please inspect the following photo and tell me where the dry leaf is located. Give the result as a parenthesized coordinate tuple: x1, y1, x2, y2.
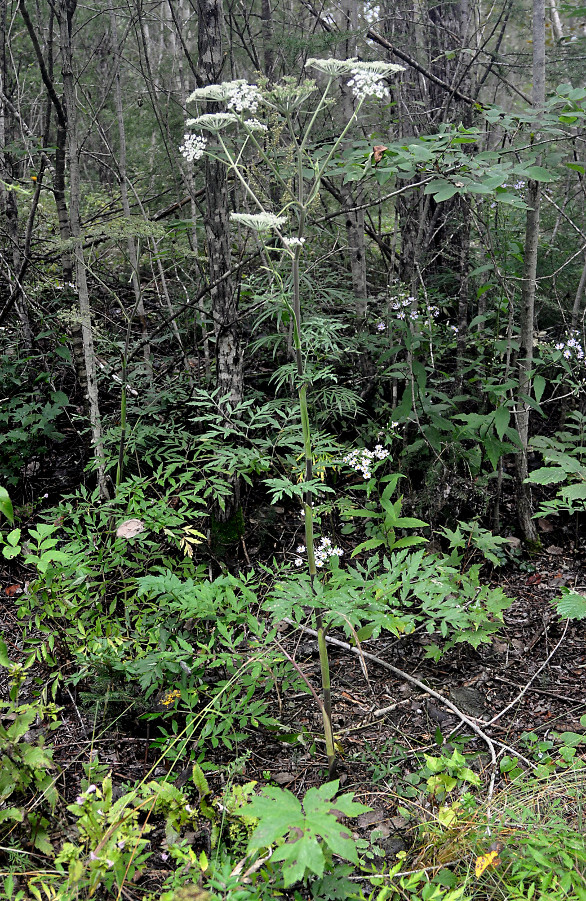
(475, 849, 501, 877)
(373, 144, 388, 164)
(116, 518, 145, 539)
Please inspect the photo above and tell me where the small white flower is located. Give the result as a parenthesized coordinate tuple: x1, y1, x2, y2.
(294, 557, 303, 567)
(282, 236, 306, 247)
(377, 321, 386, 331)
(296, 544, 305, 553)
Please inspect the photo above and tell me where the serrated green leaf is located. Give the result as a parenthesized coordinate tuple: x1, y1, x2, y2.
(560, 482, 586, 501)
(351, 537, 384, 557)
(0, 807, 24, 823)
(554, 589, 586, 620)
(22, 745, 52, 769)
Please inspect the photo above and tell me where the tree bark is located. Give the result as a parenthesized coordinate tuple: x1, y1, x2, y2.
(514, 0, 545, 542)
(59, 0, 108, 498)
(198, 0, 243, 538)
(109, 3, 151, 377)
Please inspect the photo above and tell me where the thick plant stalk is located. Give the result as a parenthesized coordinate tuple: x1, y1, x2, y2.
(293, 245, 336, 777)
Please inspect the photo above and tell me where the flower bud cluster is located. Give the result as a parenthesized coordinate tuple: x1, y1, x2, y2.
(343, 445, 389, 479)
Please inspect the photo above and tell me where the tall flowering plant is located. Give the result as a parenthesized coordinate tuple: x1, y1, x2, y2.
(180, 59, 404, 777)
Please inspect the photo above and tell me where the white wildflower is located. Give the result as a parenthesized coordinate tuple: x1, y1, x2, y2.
(555, 330, 585, 361)
(282, 236, 306, 247)
(348, 67, 390, 101)
(179, 133, 207, 162)
(187, 83, 234, 103)
(188, 113, 238, 132)
(243, 118, 268, 132)
(305, 58, 358, 77)
(377, 321, 386, 331)
(314, 536, 344, 567)
(343, 446, 388, 479)
(230, 212, 287, 231)
(226, 82, 262, 114)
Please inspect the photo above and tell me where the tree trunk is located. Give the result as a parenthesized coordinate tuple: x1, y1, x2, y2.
(109, 3, 151, 377)
(514, 0, 545, 542)
(198, 0, 243, 542)
(59, 0, 108, 498)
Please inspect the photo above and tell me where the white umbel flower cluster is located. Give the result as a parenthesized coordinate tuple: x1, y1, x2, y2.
(244, 118, 268, 132)
(282, 236, 305, 247)
(295, 537, 344, 568)
(555, 331, 585, 361)
(226, 82, 262, 113)
(343, 445, 389, 479)
(230, 212, 287, 231)
(348, 66, 390, 101)
(179, 133, 207, 162)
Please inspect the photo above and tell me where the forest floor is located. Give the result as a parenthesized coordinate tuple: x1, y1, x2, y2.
(1, 518, 585, 897)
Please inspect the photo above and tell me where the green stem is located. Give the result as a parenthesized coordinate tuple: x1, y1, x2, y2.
(115, 352, 127, 492)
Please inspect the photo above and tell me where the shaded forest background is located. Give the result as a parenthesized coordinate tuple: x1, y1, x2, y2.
(2, 0, 586, 899)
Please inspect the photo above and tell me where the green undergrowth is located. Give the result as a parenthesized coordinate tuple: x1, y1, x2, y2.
(0, 465, 584, 899)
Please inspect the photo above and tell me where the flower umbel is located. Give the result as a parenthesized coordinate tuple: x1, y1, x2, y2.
(230, 212, 287, 231)
(226, 82, 262, 114)
(347, 62, 404, 101)
(179, 133, 207, 162)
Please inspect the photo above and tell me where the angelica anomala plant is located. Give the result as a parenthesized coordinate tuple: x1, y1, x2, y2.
(182, 60, 405, 779)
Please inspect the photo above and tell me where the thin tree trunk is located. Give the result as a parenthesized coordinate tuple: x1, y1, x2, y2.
(198, 0, 243, 536)
(0, 0, 32, 345)
(109, 3, 151, 378)
(514, 0, 545, 542)
(59, 0, 108, 498)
